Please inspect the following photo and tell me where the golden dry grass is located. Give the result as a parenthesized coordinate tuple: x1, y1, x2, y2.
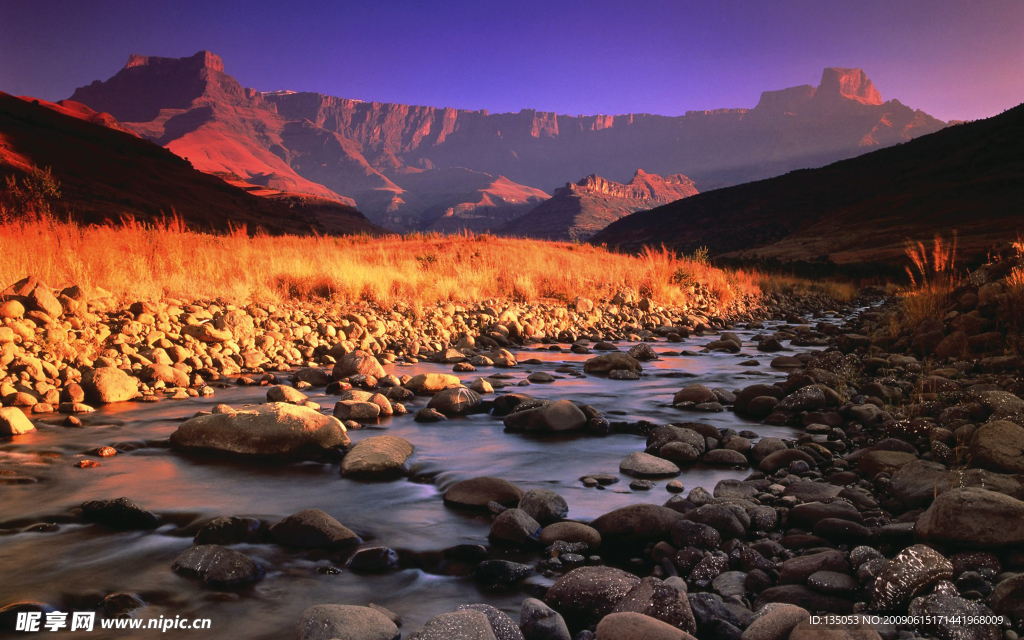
(0, 215, 769, 308)
(756, 273, 858, 304)
(892, 234, 961, 332)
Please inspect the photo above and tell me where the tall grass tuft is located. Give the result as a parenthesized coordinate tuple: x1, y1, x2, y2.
(895, 233, 961, 332)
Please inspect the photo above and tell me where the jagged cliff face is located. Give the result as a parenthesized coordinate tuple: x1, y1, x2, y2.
(563, 169, 698, 201)
(69, 52, 946, 230)
(499, 169, 699, 241)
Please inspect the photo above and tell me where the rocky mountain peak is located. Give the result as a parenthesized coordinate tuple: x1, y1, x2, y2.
(124, 50, 224, 73)
(818, 67, 883, 105)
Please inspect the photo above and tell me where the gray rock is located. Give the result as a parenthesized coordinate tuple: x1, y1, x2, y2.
(171, 545, 263, 588)
(444, 477, 524, 509)
(519, 489, 569, 525)
(520, 598, 571, 640)
(908, 594, 1001, 640)
(408, 609, 497, 640)
(269, 509, 360, 548)
(490, 508, 541, 545)
(545, 566, 641, 629)
(612, 576, 697, 633)
(970, 420, 1024, 474)
(457, 605, 524, 640)
(296, 604, 400, 640)
(620, 452, 681, 478)
(503, 400, 587, 432)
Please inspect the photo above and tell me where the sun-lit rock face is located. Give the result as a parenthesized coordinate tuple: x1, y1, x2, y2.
(818, 67, 883, 105)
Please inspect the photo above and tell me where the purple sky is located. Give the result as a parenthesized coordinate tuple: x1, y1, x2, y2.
(1, 0, 1022, 121)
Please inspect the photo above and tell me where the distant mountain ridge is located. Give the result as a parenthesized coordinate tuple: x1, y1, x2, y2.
(500, 169, 698, 241)
(591, 103, 1024, 264)
(68, 52, 946, 232)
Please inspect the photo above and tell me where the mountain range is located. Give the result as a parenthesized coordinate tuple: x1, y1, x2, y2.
(592, 103, 1024, 264)
(500, 169, 698, 241)
(66, 51, 946, 231)
(0, 91, 381, 235)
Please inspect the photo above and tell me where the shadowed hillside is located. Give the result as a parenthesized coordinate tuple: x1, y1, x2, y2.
(593, 104, 1024, 264)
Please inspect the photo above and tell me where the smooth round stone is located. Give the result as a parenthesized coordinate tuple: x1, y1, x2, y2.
(620, 452, 680, 478)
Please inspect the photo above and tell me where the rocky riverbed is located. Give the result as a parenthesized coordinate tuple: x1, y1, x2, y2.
(2, 262, 1024, 640)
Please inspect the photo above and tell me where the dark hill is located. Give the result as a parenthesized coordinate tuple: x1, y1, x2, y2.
(592, 104, 1024, 264)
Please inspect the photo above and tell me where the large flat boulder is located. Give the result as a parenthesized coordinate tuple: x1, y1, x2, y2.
(170, 403, 349, 456)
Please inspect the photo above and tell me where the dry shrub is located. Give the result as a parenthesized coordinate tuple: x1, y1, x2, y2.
(0, 215, 762, 308)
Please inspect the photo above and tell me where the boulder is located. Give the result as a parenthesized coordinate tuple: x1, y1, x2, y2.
(341, 435, 414, 479)
(740, 604, 809, 640)
(583, 353, 642, 374)
(405, 373, 461, 393)
(457, 604, 524, 640)
(334, 400, 382, 421)
(612, 577, 697, 634)
(916, 488, 1024, 548)
(869, 544, 953, 611)
(545, 566, 640, 630)
(171, 545, 263, 589)
(520, 598, 571, 640)
(170, 403, 349, 456)
(591, 504, 685, 548)
(332, 350, 385, 380)
(409, 609, 497, 640)
(969, 420, 1024, 473)
(81, 497, 159, 530)
(266, 385, 308, 404)
(519, 489, 569, 525)
(490, 508, 541, 545)
(269, 509, 361, 548)
(595, 613, 696, 640)
(444, 477, 524, 509)
(620, 452, 681, 478)
(539, 522, 601, 548)
(503, 400, 587, 432)
(143, 363, 191, 388)
(673, 385, 718, 406)
(0, 407, 34, 436)
(296, 604, 400, 640)
(81, 367, 138, 404)
(427, 387, 482, 415)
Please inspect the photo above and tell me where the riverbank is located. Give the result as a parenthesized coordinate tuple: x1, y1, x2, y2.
(2, 249, 1024, 640)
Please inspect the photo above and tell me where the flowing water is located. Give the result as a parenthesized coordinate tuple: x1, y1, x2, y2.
(0, 316, 829, 638)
